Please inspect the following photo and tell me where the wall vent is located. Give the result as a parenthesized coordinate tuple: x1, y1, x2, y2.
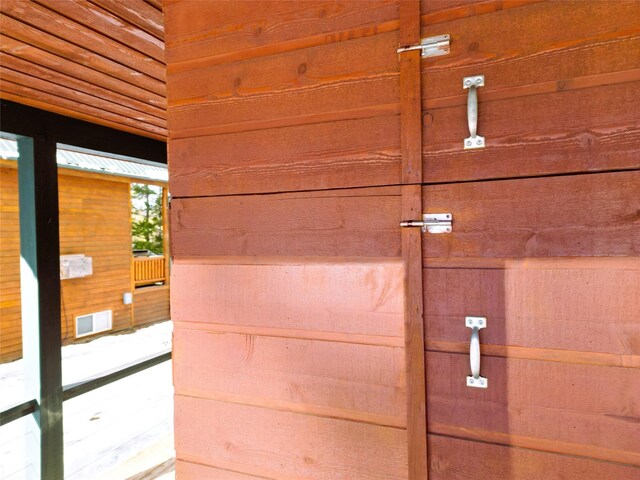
(75, 310, 112, 338)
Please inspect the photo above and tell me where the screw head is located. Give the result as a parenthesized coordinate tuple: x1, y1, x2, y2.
(479, 319, 484, 325)
(465, 79, 471, 86)
(477, 139, 482, 145)
(466, 140, 472, 146)
(476, 78, 482, 84)
(480, 379, 485, 385)
(469, 378, 474, 384)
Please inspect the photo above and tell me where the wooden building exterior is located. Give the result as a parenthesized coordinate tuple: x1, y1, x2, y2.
(164, 1, 639, 479)
(0, 158, 170, 362)
(0, 0, 638, 479)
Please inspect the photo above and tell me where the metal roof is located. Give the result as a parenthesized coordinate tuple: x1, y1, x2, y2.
(0, 138, 167, 182)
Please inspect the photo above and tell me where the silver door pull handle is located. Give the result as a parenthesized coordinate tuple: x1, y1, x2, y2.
(466, 316, 487, 388)
(463, 75, 485, 149)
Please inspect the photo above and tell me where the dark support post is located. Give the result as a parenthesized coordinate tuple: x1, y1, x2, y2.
(17, 136, 64, 479)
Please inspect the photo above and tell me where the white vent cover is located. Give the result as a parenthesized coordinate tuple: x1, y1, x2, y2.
(76, 310, 112, 338)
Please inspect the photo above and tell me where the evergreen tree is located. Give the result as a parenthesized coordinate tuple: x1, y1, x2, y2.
(131, 183, 163, 254)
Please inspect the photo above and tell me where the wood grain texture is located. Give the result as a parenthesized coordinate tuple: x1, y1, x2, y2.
(401, 184, 428, 478)
(175, 395, 408, 480)
(132, 285, 170, 327)
(0, 53, 165, 120)
(0, 0, 165, 81)
(427, 435, 640, 480)
(1, 0, 166, 140)
(422, 80, 640, 182)
(168, 31, 399, 138)
(169, 115, 400, 197)
(0, 67, 165, 129)
(175, 461, 271, 480)
(171, 262, 403, 338)
(164, 0, 400, 65)
(0, 92, 164, 141)
(0, 13, 162, 96)
(0, 85, 166, 140)
(421, 0, 640, 102)
(0, 167, 133, 360)
(171, 187, 402, 258)
(38, 0, 164, 62)
(0, 34, 165, 108)
(422, 171, 640, 261)
(90, 0, 164, 40)
(399, 4, 428, 472)
(0, 165, 22, 361)
(173, 328, 406, 426)
(424, 259, 640, 359)
(419, 0, 640, 182)
(427, 352, 640, 465)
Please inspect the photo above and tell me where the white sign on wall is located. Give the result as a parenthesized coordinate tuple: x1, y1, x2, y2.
(60, 255, 93, 279)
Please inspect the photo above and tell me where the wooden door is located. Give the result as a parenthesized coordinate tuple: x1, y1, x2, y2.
(419, 1, 640, 477)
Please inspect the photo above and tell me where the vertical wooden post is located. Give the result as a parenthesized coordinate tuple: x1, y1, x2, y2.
(399, 1, 428, 478)
(17, 136, 64, 479)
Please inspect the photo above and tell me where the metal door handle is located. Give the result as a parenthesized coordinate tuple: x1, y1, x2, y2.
(466, 316, 487, 388)
(463, 75, 485, 149)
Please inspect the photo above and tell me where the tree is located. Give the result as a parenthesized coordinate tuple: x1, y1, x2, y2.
(131, 183, 163, 254)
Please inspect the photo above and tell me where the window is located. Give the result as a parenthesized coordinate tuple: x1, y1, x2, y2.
(75, 310, 112, 338)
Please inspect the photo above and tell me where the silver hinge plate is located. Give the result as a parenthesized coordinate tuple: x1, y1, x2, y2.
(400, 213, 452, 234)
(397, 34, 450, 58)
(422, 213, 452, 233)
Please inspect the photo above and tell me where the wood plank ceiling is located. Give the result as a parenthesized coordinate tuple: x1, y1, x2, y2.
(0, 0, 166, 140)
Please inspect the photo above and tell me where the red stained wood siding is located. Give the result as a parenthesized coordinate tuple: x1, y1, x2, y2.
(166, 1, 410, 478)
(165, 0, 640, 478)
(418, 0, 640, 476)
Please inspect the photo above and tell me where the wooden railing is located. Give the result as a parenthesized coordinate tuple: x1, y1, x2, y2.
(133, 256, 166, 287)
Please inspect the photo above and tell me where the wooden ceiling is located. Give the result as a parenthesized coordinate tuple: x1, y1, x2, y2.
(0, 0, 167, 140)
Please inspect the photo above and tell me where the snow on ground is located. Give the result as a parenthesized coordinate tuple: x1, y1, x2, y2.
(0, 321, 174, 480)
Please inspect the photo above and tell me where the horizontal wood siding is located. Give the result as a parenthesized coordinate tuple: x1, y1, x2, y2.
(166, 1, 403, 197)
(175, 395, 407, 480)
(0, 165, 143, 361)
(171, 187, 401, 258)
(164, 0, 400, 65)
(0, 0, 166, 139)
(424, 258, 640, 367)
(58, 173, 132, 344)
(0, 165, 21, 361)
(166, 0, 640, 477)
(422, 171, 640, 261)
(132, 285, 170, 328)
(165, 1, 411, 478)
(427, 435, 640, 480)
(420, 1, 640, 476)
(171, 259, 408, 477)
(175, 461, 268, 480)
(420, 0, 640, 183)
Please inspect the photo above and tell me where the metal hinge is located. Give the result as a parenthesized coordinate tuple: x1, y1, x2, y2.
(400, 213, 452, 233)
(397, 34, 450, 58)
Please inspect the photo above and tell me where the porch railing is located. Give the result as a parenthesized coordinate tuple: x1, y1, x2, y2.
(133, 256, 166, 286)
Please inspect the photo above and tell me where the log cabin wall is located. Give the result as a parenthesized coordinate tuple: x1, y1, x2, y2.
(165, 0, 639, 479)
